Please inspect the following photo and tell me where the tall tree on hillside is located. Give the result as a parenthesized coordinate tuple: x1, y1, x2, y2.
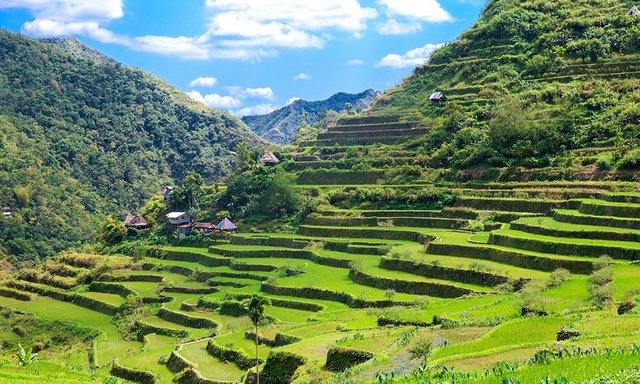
(244, 294, 271, 384)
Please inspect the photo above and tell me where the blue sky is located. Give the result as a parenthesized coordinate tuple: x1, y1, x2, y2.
(0, 0, 486, 117)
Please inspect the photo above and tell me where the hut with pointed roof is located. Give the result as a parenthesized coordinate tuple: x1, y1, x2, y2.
(628, 5, 640, 15)
(215, 218, 237, 232)
(260, 151, 280, 166)
(124, 213, 149, 229)
(429, 91, 446, 103)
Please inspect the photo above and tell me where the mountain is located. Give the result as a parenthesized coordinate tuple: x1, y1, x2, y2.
(242, 89, 378, 145)
(0, 30, 260, 262)
(369, 0, 640, 172)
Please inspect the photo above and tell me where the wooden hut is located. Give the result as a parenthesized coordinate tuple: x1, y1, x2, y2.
(260, 152, 280, 166)
(215, 218, 237, 232)
(429, 91, 446, 103)
(124, 213, 149, 229)
(162, 186, 175, 201)
(193, 222, 215, 235)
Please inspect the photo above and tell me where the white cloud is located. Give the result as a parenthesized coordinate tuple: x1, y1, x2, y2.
(187, 90, 241, 109)
(226, 86, 274, 100)
(202, 0, 377, 52)
(234, 104, 278, 117)
(22, 19, 129, 44)
(286, 97, 301, 105)
(293, 73, 311, 80)
(347, 59, 364, 65)
(377, 0, 452, 22)
(134, 35, 212, 59)
(377, 19, 422, 35)
(0, 0, 124, 21)
(376, 43, 445, 68)
(189, 77, 218, 88)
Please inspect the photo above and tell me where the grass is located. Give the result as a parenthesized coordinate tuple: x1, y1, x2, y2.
(429, 317, 569, 363)
(5, 184, 640, 383)
(0, 296, 140, 365)
(178, 339, 246, 381)
(81, 291, 126, 307)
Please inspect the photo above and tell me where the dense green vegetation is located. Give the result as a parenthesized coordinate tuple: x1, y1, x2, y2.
(0, 31, 260, 262)
(1, 0, 640, 383)
(372, 0, 640, 173)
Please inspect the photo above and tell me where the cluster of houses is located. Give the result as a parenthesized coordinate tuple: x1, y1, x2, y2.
(165, 211, 237, 239)
(121, 150, 280, 238)
(123, 209, 238, 239)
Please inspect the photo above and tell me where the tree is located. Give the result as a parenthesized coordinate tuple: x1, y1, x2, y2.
(244, 294, 271, 384)
(99, 218, 127, 245)
(250, 171, 299, 218)
(179, 172, 204, 210)
(409, 338, 432, 365)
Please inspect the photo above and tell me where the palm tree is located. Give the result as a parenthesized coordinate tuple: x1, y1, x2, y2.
(244, 294, 271, 384)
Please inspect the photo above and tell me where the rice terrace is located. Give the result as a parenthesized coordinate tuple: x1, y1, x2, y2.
(1, 0, 640, 383)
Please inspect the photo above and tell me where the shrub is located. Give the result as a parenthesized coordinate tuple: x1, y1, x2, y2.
(260, 351, 307, 384)
(616, 148, 640, 169)
(548, 268, 570, 288)
(325, 346, 374, 371)
(589, 256, 614, 307)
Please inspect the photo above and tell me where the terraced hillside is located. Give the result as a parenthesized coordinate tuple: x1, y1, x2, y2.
(362, 0, 640, 175)
(1, 0, 640, 383)
(1, 176, 640, 383)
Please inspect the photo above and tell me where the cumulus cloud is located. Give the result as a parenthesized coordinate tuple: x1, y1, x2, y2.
(377, 0, 452, 23)
(347, 59, 364, 65)
(293, 73, 311, 80)
(0, 0, 124, 21)
(233, 103, 278, 117)
(376, 43, 445, 68)
(226, 86, 275, 100)
(189, 77, 218, 88)
(286, 97, 301, 105)
(377, 19, 422, 35)
(187, 90, 241, 109)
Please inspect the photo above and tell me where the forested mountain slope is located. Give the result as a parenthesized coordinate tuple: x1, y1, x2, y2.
(242, 89, 378, 144)
(0, 30, 260, 262)
(370, 0, 640, 171)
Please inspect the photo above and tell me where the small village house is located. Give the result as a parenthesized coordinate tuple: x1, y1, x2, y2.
(2, 205, 11, 218)
(260, 151, 280, 166)
(162, 186, 175, 201)
(166, 211, 191, 226)
(124, 213, 148, 229)
(215, 217, 237, 232)
(628, 5, 640, 15)
(429, 91, 446, 103)
(193, 222, 215, 235)
(177, 224, 192, 239)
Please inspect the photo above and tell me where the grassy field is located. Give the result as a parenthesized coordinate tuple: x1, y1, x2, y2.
(1, 184, 639, 384)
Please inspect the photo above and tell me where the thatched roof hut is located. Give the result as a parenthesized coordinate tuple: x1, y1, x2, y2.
(260, 151, 280, 166)
(429, 91, 446, 102)
(124, 213, 149, 229)
(215, 218, 237, 232)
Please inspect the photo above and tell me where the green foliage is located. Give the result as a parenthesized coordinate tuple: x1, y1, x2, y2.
(98, 218, 127, 245)
(0, 30, 258, 261)
(16, 343, 37, 366)
(589, 256, 614, 307)
(408, 338, 432, 365)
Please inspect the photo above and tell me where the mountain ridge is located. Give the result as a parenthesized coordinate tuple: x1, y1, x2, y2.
(242, 89, 378, 144)
(0, 29, 260, 261)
